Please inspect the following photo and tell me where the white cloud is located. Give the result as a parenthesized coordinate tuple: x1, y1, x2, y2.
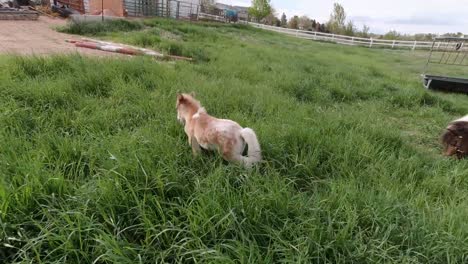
(275, 8, 306, 18)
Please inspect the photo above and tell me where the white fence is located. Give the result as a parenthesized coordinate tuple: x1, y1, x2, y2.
(247, 22, 438, 50)
(198, 12, 226, 22)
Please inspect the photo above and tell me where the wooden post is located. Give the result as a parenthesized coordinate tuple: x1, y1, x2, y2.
(369, 38, 373, 48)
(412, 40, 417, 50)
(166, 0, 169, 17)
(392, 40, 395, 48)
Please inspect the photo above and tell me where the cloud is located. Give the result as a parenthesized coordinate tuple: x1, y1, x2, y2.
(387, 16, 460, 26)
(275, 8, 306, 18)
(350, 14, 468, 34)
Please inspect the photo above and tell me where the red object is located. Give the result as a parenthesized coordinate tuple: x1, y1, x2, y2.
(117, 48, 141, 55)
(68, 39, 193, 61)
(75, 42, 100, 49)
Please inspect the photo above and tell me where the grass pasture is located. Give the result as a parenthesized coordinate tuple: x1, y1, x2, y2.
(1, 19, 468, 263)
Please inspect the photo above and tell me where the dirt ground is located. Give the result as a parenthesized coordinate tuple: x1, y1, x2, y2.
(0, 17, 121, 56)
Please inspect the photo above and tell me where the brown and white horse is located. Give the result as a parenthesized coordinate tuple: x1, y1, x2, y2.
(441, 115, 468, 159)
(176, 93, 262, 168)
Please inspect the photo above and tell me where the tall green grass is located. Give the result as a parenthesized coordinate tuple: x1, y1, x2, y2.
(58, 20, 144, 35)
(1, 18, 468, 263)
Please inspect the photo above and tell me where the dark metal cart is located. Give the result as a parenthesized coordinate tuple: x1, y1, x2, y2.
(423, 37, 468, 93)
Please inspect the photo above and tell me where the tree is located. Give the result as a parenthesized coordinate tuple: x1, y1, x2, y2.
(280, 13, 287, 27)
(343, 21, 355, 36)
(311, 19, 317, 30)
(414, 33, 436, 41)
(201, 0, 216, 13)
(262, 7, 279, 26)
(275, 18, 281, 27)
(248, 0, 272, 22)
(201, 0, 215, 5)
(288, 15, 299, 29)
(315, 22, 321, 32)
(358, 24, 370, 38)
(327, 3, 346, 34)
(442, 32, 464, 38)
(383, 30, 401, 40)
(319, 23, 327, 33)
(298, 15, 312, 30)
(263, 13, 278, 26)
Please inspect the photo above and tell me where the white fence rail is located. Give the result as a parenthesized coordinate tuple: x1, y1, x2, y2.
(247, 22, 438, 50)
(198, 12, 226, 22)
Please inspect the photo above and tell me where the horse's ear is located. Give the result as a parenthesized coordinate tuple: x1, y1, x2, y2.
(177, 93, 184, 100)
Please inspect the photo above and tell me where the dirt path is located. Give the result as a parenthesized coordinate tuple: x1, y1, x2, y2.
(0, 17, 120, 56)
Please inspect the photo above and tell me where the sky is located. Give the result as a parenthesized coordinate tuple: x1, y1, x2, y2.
(219, 0, 468, 35)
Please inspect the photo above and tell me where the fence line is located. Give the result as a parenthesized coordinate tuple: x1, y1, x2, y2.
(247, 22, 441, 50)
(120, 5, 459, 52)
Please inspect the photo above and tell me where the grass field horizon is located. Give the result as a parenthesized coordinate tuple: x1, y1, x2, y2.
(2, 19, 468, 263)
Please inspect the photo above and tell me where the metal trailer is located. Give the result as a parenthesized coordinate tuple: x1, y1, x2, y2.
(423, 37, 468, 93)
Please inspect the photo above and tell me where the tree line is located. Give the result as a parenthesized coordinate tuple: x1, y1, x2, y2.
(247, 0, 465, 41)
(248, 1, 370, 36)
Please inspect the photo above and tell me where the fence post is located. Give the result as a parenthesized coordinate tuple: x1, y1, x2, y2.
(176, 1, 180, 19)
(392, 40, 395, 48)
(412, 40, 417, 50)
(190, 2, 192, 20)
(369, 38, 373, 48)
(166, 0, 169, 17)
(351, 37, 354, 45)
(296, 30, 299, 37)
